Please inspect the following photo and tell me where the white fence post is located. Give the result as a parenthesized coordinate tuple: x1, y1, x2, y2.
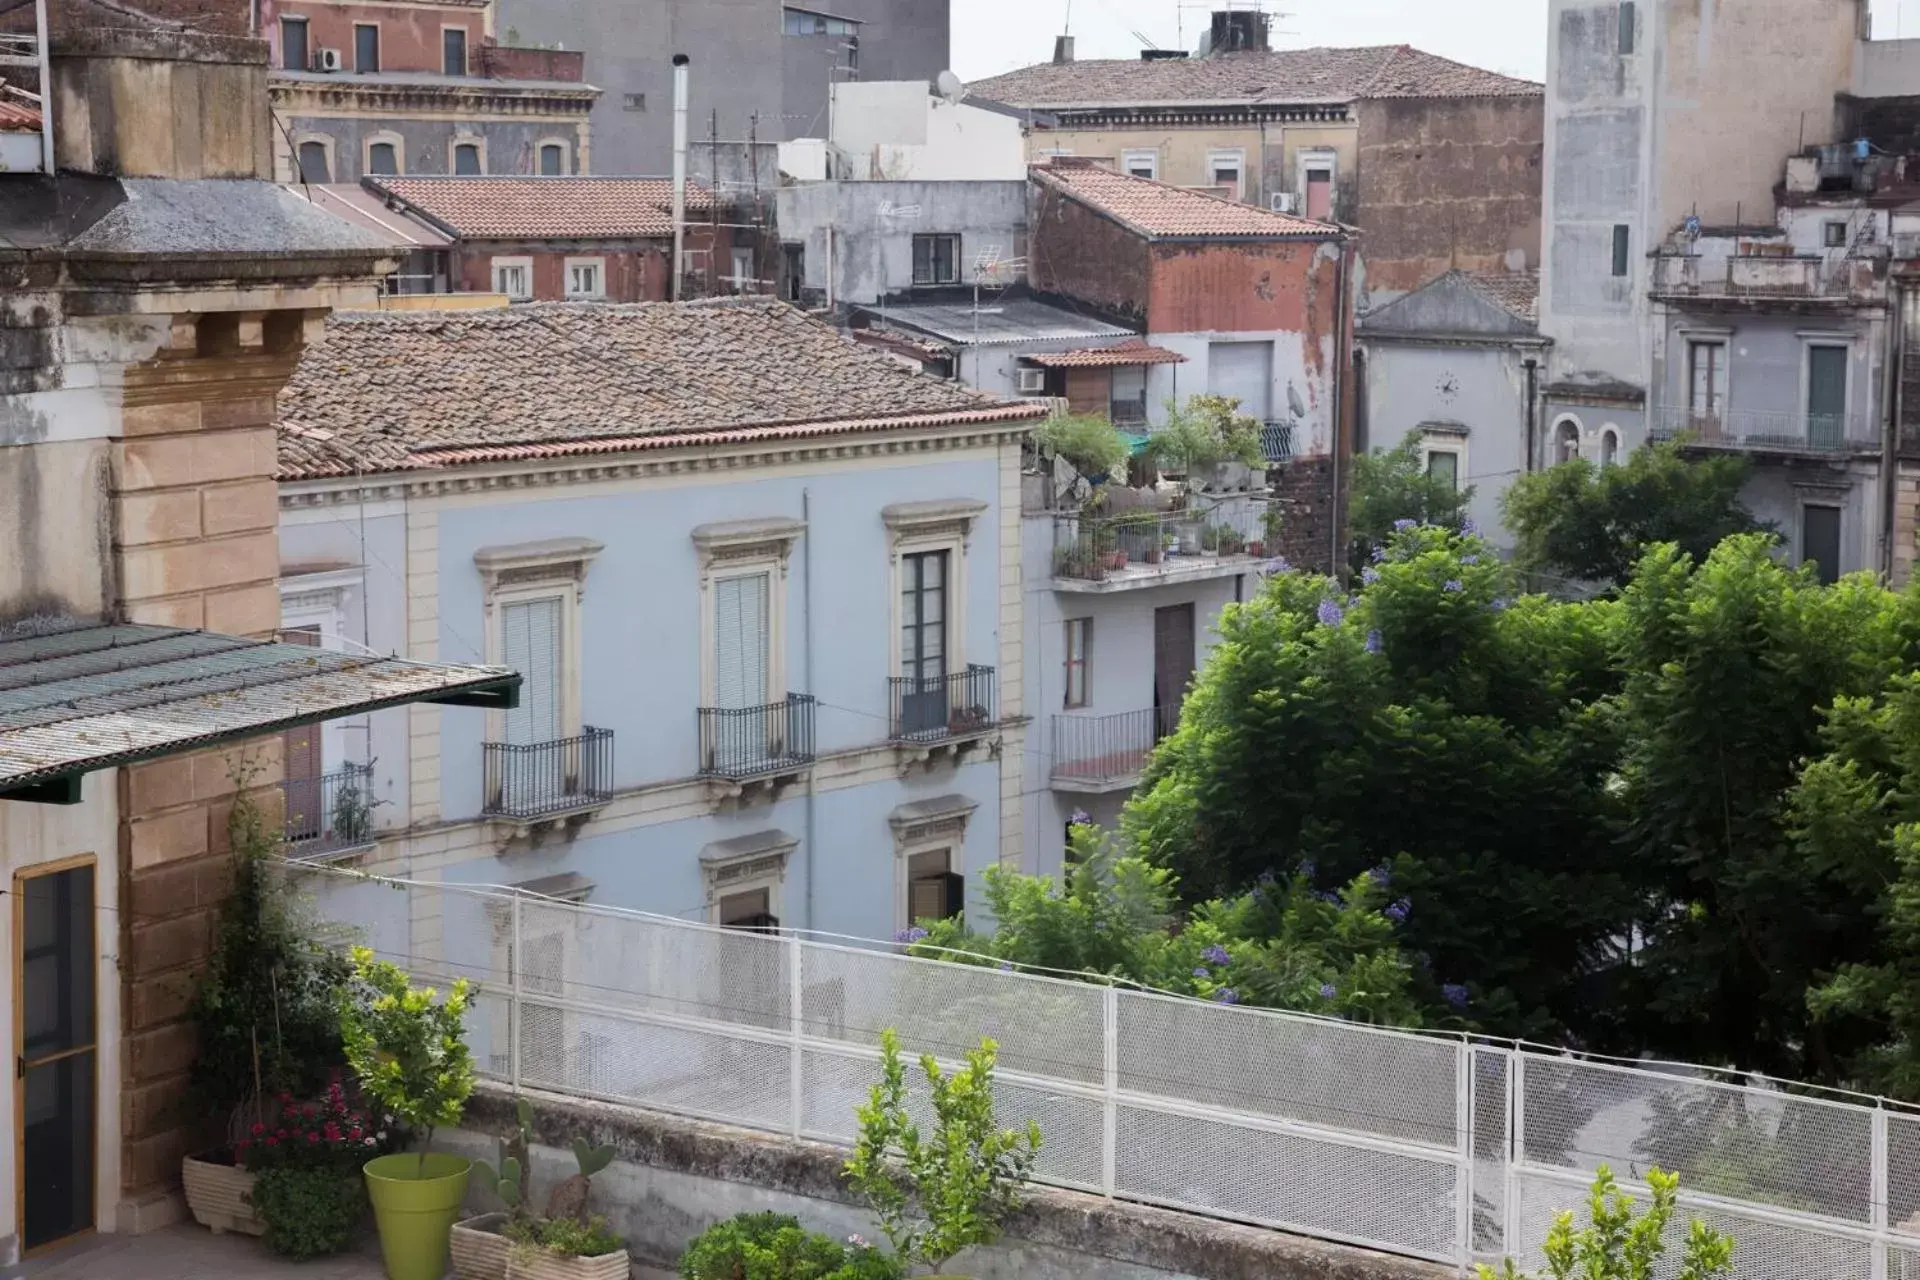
(789, 933, 805, 1140)
(1102, 983, 1119, 1198)
(1505, 1049, 1523, 1266)
(1873, 1103, 1889, 1280)
(1457, 1040, 1473, 1272)
(509, 891, 523, 1092)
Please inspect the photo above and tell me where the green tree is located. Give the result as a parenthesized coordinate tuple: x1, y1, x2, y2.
(1141, 393, 1265, 473)
(1035, 412, 1131, 482)
(1478, 1166, 1733, 1280)
(1124, 523, 1635, 1044)
(337, 948, 475, 1173)
(1347, 434, 1472, 570)
(1502, 441, 1766, 591)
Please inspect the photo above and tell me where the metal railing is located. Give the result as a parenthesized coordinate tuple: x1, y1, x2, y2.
(1110, 396, 1149, 427)
(482, 727, 614, 820)
(1261, 421, 1297, 463)
(698, 695, 817, 779)
(1651, 252, 1880, 302)
(1052, 499, 1274, 583)
(306, 865, 1920, 1280)
(887, 664, 997, 744)
(1650, 405, 1881, 455)
(1051, 707, 1180, 789)
(280, 762, 377, 860)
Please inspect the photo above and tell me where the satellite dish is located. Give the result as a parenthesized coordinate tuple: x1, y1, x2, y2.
(1287, 382, 1307, 420)
(935, 70, 967, 103)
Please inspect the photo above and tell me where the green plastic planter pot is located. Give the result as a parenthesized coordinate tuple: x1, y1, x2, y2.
(363, 1152, 472, 1280)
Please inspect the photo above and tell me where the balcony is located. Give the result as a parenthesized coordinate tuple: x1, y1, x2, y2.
(698, 695, 817, 781)
(888, 665, 998, 747)
(1051, 499, 1278, 592)
(281, 762, 378, 861)
(1650, 252, 1883, 306)
(482, 727, 614, 822)
(1052, 708, 1178, 793)
(1649, 406, 1881, 458)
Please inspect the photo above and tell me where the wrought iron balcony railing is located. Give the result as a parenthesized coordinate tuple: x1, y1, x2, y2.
(698, 695, 817, 779)
(888, 665, 997, 744)
(1052, 498, 1275, 584)
(1650, 406, 1880, 455)
(281, 761, 378, 860)
(482, 727, 614, 820)
(1051, 707, 1180, 790)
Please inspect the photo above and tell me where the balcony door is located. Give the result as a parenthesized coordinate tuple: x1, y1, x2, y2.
(713, 572, 773, 770)
(1153, 604, 1195, 740)
(1808, 345, 1848, 448)
(900, 551, 949, 737)
(281, 627, 324, 844)
(15, 859, 95, 1254)
(499, 597, 566, 809)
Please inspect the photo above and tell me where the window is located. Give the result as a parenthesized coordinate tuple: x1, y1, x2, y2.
(491, 256, 532, 300)
(703, 831, 794, 930)
(1305, 167, 1333, 220)
(1425, 448, 1460, 492)
(1611, 224, 1631, 277)
(1554, 417, 1582, 464)
(784, 7, 858, 36)
(1688, 339, 1728, 419)
(296, 139, 330, 183)
(694, 519, 801, 770)
(564, 257, 604, 299)
(714, 572, 773, 712)
(366, 140, 398, 176)
(718, 888, 779, 932)
(781, 244, 805, 301)
(1122, 149, 1158, 180)
(1802, 504, 1842, 585)
(1208, 149, 1245, 202)
(1618, 1, 1636, 54)
(623, 92, 647, 112)
(453, 141, 483, 175)
(281, 16, 308, 70)
(906, 848, 962, 924)
(502, 597, 565, 748)
(1064, 618, 1090, 708)
(538, 142, 566, 176)
(443, 26, 467, 76)
(1807, 343, 1849, 447)
(1600, 427, 1620, 467)
(353, 22, 379, 72)
(901, 551, 948, 688)
(912, 234, 960, 286)
(475, 537, 600, 790)
(1824, 221, 1849, 249)
(731, 246, 755, 293)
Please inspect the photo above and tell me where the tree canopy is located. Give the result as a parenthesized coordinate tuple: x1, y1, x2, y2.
(1346, 433, 1473, 571)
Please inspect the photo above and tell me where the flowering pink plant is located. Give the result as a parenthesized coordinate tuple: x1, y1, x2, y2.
(237, 1077, 387, 1173)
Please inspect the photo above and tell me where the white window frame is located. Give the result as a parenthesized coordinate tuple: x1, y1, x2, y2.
(1420, 429, 1467, 493)
(1063, 617, 1091, 709)
(363, 130, 404, 177)
(1687, 337, 1730, 418)
(882, 501, 985, 681)
(450, 134, 488, 175)
(1551, 413, 1584, 464)
(1798, 332, 1855, 440)
(888, 795, 976, 935)
(1207, 147, 1246, 202)
(1121, 148, 1159, 180)
(291, 131, 336, 184)
(701, 831, 797, 928)
(693, 519, 804, 713)
(1296, 146, 1338, 213)
(563, 255, 605, 300)
(491, 255, 534, 301)
(475, 539, 602, 748)
(535, 136, 573, 176)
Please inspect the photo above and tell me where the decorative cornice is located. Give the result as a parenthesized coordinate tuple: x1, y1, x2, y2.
(270, 78, 599, 118)
(1046, 102, 1353, 129)
(279, 425, 1033, 511)
(473, 536, 603, 597)
(691, 517, 805, 573)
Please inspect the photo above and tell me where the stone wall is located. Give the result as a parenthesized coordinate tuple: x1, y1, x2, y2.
(1270, 456, 1342, 574)
(454, 1089, 1448, 1280)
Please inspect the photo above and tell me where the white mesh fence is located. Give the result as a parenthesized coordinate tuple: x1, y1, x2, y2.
(298, 867, 1913, 1275)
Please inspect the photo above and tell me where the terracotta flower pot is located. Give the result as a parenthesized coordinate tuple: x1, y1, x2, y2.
(183, 1151, 266, 1237)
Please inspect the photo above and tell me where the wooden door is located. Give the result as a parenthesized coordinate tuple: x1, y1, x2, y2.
(1154, 604, 1196, 738)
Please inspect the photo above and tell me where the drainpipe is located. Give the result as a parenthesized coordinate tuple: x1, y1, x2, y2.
(671, 54, 690, 302)
(1523, 357, 1539, 475)
(1328, 237, 1353, 575)
(802, 488, 817, 930)
(1882, 284, 1904, 580)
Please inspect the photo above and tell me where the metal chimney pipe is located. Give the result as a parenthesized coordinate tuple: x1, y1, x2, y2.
(672, 53, 690, 302)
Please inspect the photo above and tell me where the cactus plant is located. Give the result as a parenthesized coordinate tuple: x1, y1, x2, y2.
(473, 1097, 534, 1219)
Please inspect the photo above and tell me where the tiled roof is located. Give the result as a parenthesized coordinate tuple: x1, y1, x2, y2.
(1032, 161, 1341, 240)
(1462, 270, 1539, 323)
(0, 94, 40, 133)
(278, 300, 1046, 480)
(1025, 341, 1186, 368)
(366, 176, 717, 240)
(970, 45, 1540, 110)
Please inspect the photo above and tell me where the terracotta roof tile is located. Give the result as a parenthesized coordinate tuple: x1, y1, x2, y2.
(1462, 270, 1539, 323)
(1032, 162, 1342, 240)
(970, 44, 1540, 110)
(0, 95, 40, 132)
(277, 300, 1044, 480)
(1025, 341, 1186, 368)
(366, 176, 716, 240)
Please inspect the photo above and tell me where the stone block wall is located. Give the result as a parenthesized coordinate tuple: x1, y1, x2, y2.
(1270, 456, 1342, 575)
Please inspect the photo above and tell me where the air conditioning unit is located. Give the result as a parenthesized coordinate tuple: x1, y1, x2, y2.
(1270, 192, 1298, 213)
(1016, 368, 1047, 394)
(315, 47, 343, 72)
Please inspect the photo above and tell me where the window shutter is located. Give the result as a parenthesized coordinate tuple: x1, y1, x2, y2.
(714, 573, 770, 710)
(503, 597, 563, 745)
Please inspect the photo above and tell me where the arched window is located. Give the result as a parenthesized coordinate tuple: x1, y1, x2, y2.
(1600, 427, 1620, 468)
(367, 141, 398, 176)
(297, 139, 330, 183)
(1554, 416, 1583, 464)
(453, 141, 483, 175)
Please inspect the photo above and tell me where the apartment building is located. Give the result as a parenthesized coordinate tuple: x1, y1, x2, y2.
(261, 0, 599, 182)
(0, 18, 512, 1259)
(276, 300, 1046, 943)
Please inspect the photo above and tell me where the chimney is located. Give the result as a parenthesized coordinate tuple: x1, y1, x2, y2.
(1052, 34, 1075, 64)
(671, 53, 689, 302)
(1207, 8, 1271, 55)
(52, 27, 273, 178)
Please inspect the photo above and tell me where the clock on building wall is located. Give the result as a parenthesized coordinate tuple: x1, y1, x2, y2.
(1436, 372, 1460, 404)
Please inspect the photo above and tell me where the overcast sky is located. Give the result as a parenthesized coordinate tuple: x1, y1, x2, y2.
(952, 0, 1920, 85)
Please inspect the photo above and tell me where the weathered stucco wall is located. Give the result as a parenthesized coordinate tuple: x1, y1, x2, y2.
(1029, 185, 1154, 327)
(452, 1089, 1450, 1280)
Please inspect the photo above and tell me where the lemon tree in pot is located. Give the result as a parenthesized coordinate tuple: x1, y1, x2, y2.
(339, 947, 476, 1280)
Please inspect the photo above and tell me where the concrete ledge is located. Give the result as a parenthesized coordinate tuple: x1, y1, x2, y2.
(459, 1087, 1449, 1280)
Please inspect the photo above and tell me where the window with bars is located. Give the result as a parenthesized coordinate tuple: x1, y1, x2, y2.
(1064, 618, 1090, 709)
(911, 234, 960, 286)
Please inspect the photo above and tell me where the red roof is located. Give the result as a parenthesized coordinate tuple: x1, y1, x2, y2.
(366, 176, 717, 241)
(0, 94, 41, 133)
(1032, 162, 1342, 241)
(1025, 341, 1187, 368)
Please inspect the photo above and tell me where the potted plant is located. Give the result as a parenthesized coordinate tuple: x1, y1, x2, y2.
(681, 1213, 902, 1279)
(1262, 505, 1284, 557)
(842, 1030, 1041, 1279)
(455, 1097, 625, 1280)
(1218, 527, 1245, 556)
(237, 1077, 382, 1259)
(184, 781, 351, 1237)
(340, 947, 477, 1280)
(1035, 412, 1130, 487)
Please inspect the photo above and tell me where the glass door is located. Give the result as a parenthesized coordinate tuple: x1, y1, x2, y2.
(1808, 345, 1848, 449)
(900, 551, 949, 737)
(16, 859, 95, 1253)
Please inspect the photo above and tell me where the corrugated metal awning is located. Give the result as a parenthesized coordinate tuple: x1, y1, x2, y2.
(0, 623, 518, 802)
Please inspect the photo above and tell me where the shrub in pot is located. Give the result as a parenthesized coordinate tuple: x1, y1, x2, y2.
(1036, 413, 1130, 487)
(340, 946, 476, 1280)
(679, 1213, 902, 1280)
(238, 1078, 382, 1259)
(456, 1097, 627, 1280)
